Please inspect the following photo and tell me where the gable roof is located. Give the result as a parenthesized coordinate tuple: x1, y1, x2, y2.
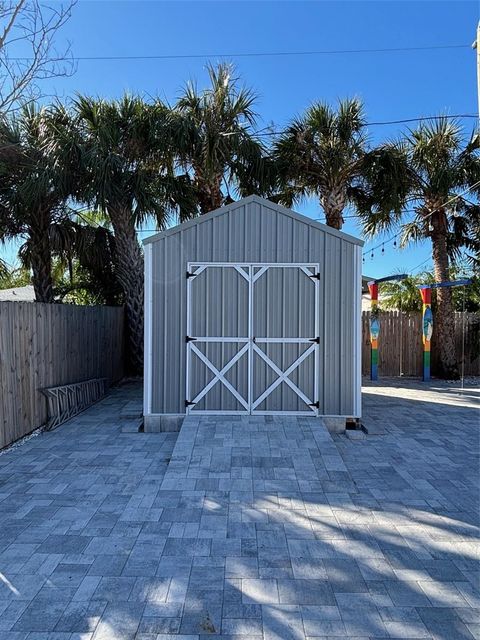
(143, 195, 364, 247)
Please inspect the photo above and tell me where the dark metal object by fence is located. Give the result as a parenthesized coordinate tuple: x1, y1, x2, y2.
(41, 378, 108, 430)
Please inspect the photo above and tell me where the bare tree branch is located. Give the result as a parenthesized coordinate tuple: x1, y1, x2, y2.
(0, 0, 26, 49)
(0, 0, 76, 113)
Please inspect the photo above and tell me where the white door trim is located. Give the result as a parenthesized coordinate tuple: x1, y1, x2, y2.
(186, 262, 320, 415)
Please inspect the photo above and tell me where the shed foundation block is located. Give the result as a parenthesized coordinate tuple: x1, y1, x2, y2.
(144, 414, 185, 433)
(323, 417, 347, 434)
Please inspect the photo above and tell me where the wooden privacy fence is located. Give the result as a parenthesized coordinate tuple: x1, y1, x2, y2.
(362, 311, 480, 377)
(0, 302, 124, 449)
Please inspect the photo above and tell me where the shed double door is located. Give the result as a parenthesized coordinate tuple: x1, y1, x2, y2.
(186, 262, 320, 415)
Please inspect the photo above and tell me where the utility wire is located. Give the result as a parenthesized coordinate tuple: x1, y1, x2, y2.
(255, 114, 478, 138)
(362, 179, 480, 257)
(368, 114, 478, 126)
(411, 257, 432, 273)
(8, 43, 470, 62)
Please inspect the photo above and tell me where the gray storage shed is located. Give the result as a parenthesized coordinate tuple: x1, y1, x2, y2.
(143, 195, 363, 429)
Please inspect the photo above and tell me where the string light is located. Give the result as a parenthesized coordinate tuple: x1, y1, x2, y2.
(362, 178, 480, 259)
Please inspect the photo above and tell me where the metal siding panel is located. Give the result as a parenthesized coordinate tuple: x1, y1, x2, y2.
(196, 218, 214, 261)
(346, 241, 357, 415)
(260, 205, 277, 261)
(246, 201, 262, 261)
(276, 210, 294, 262)
(340, 241, 353, 415)
(323, 235, 341, 415)
(212, 210, 229, 262)
(151, 238, 164, 413)
(228, 205, 246, 261)
(163, 232, 182, 413)
(144, 243, 153, 414)
(292, 217, 310, 262)
(353, 245, 362, 417)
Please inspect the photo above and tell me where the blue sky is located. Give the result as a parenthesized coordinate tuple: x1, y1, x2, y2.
(2, 0, 478, 279)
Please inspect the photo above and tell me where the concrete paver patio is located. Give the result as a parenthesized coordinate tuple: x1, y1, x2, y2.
(0, 379, 478, 639)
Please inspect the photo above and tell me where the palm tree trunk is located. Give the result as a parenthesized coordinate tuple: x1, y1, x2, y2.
(29, 227, 54, 303)
(430, 212, 458, 379)
(196, 172, 223, 214)
(321, 188, 345, 230)
(108, 205, 144, 375)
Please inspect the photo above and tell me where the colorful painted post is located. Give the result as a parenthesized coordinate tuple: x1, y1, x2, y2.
(368, 282, 380, 380)
(417, 279, 471, 382)
(419, 287, 433, 381)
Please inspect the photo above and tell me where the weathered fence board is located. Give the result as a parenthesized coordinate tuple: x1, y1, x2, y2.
(362, 311, 480, 377)
(0, 302, 124, 449)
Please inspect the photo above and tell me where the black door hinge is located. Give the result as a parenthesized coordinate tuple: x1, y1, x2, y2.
(309, 401, 320, 409)
(185, 400, 196, 407)
(186, 271, 196, 279)
(186, 336, 197, 343)
(309, 273, 321, 280)
(309, 337, 320, 344)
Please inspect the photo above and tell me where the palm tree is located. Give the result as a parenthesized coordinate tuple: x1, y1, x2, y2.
(70, 95, 195, 372)
(175, 63, 273, 214)
(0, 104, 75, 302)
(49, 213, 122, 306)
(273, 98, 371, 230)
(359, 119, 480, 379)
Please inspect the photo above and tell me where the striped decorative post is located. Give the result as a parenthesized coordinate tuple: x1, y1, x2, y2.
(417, 279, 471, 383)
(419, 286, 433, 381)
(368, 281, 380, 381)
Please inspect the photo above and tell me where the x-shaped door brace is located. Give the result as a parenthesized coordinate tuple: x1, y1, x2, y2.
(189, 341, 316, 413)
(189, 341, 249, 411)
(252, 342, 317, 412)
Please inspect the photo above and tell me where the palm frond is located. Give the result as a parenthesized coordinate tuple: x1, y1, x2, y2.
(400, 221, 426, 248)
(273, 98, 370, 226)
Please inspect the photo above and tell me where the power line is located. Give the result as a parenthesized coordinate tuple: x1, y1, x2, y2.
(365, 114, 477, 126)
(9, 44, 471, 63)
(411, 257, 432, 273)
(255, 114, 478, 138)
(362, 179, 480, 257)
